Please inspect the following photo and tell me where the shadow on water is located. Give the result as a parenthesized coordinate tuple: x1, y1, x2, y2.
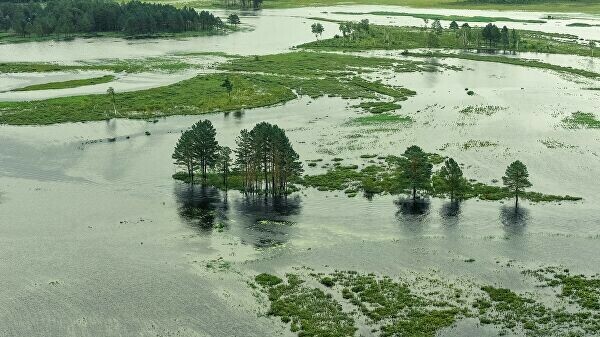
(395, 197, 431, 233)
(233, 194, 302, 248)
(174, 184, 229, 232)
(440, 201, 462, 226)
(174, 182, 303, 248)
(500, 205, 530, 235)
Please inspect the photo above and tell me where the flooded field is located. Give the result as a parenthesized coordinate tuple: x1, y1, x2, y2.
(1, 4, 599, 337)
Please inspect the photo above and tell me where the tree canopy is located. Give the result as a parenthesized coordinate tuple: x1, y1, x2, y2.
(0, 0, 223, 37)
(398, 145, 433, 201)
(502, 160, 532, 208)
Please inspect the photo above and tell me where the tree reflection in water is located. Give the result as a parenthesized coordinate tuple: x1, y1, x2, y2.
(174, 183, 302, 248)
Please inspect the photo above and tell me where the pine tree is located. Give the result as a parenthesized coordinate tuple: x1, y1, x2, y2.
(399, 146, 432, 201)
(172, 130, 196, 183)
(502, 160, 532, 208)
(190, 120, 219, 184)
(436, 158, 467, 201)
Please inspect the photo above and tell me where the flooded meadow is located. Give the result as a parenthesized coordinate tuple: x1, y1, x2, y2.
(1, 4, 600, 337)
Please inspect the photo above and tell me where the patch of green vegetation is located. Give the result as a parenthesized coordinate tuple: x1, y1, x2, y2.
(562, 112, 600, 129)
(348, 113, 413, 125)
(354, 101, 402, 114)
(462, 139, 498, 150)
(219, 51, 438, 77)
(526, 268, 600, 311)
(477, 285, 600, 336)
(301, 156, 582, 202)
(255, 273, 357, 337)
(539, 139, 576, 149)
(459, 105, 506, 116)
(12, 75, 116, 91)
(0, 74, 296, 125)
(566, 22, 600, 27)
(332, 11, 546, 23)
(326, 271, 465, 337)
(255, 273, 283, 287)
(301, 25, 600, 75)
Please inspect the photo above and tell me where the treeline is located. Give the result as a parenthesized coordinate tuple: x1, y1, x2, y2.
(218, 0, 263, 9)
(0, 0, 223, 37)
(173, 120, 303, 196)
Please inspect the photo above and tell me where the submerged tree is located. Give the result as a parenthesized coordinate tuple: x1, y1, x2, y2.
(173, 130, 197, 183)
(216, 146, 233, 190)
(435, 158, 467, 201)
(502, 160, 532, 209)
(311, 23, 324, 40)
(235, 122, 302, 195)
(227, 14, 241, 25)
(458, 24, 471, 49)
(190, 120, 219, 183)
(399, 145, 432, 201)
(510, 29, 520, 52)
(501, 26, 509, 52)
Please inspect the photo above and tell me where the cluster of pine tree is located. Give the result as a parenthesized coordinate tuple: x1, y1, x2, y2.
(397, 145, 532, 208)
(0, 0, 223, 37)
(173, 120, 303, 196)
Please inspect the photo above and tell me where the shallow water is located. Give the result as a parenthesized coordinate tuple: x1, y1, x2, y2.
(1, 6, 600, 337)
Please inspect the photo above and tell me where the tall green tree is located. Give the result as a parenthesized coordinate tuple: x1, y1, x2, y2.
(449, 20, 459, 30)
(173, 130, 197, 183)
(338, 21, 352, 37)
(221, 78, 233, 99)
(502, 160, 532, 208)
(501, 25, 509, 52)
(590, 41, 596, 57)
(399, 145, 432, 201)
(190, 119, 219, 184)
(431, 19, 443, 35)
(435, 158, 467, 201)
(311, 22, 324, 40)
(510, 29, 520, 51)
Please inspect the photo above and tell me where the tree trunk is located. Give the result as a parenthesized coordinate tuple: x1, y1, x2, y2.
(412, 187, 417, 201)
(515, 190, 519, 209)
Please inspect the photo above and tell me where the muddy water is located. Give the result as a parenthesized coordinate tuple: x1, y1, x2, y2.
(1, 55, 599, 336)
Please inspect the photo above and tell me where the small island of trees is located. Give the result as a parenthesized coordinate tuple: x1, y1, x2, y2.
(173, 120, 303, 196)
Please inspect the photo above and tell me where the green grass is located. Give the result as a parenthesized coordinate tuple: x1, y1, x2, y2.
(562, 112, 600, 129)
(332, 11, 547, 23)
(12, 75, 116, 91)
(0, 74, 296, 125)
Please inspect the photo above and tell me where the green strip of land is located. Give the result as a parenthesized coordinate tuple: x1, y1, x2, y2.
(0, 52, 438, 125)
(12, 75, 116, 92)
(301, 25, 598, 60)
(331, 11, 547, 24)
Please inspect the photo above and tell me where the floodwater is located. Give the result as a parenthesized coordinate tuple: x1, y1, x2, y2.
(1, 5, 600, 337)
